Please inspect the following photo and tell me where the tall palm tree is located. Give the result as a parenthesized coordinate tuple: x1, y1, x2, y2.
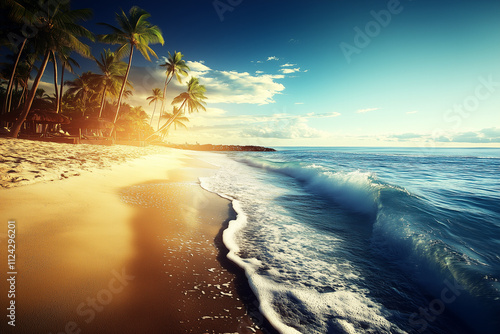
(57, 48, 80, 113)
(159, 107, 189, 139)
(158, 51, 189, 129)
(9, 0, 93, 138)
(1, 0, 39, 115)
(146, 88, 163, 126)
(65, 72, 94, 117)
(92, 49, 129, 118)
(98, 6, 164, 135)
(148, 77, 206, 140)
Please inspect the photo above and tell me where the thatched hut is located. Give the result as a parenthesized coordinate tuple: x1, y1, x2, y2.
(1, 109, 70, 136)
(62, 117, 113, 139)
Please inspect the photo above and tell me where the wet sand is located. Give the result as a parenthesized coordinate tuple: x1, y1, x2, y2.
(0, 142, 270, 333)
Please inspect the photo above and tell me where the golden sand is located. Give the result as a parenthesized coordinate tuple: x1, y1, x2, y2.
(0, 139, 267, 333)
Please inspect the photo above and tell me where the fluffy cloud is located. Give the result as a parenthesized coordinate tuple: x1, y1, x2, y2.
(305, 112, 341, 118)
(138, 60, 286, 106)
(242, 118, 329, 139)
(389, 128, 500, 143)
(356, 107, 380, 114)
(281, 63, 297, 67)
(437, 128, 500, 143)
(267, 56, 280, 61)
(190, 65, 286, 104)
(187, 112, 335, 141)
(280, 67, 301, 74)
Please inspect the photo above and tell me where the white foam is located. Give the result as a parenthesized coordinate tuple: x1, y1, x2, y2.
(198, 154, 406, 333)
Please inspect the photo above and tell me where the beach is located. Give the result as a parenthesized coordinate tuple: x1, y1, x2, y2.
(0, 138, 268, 334)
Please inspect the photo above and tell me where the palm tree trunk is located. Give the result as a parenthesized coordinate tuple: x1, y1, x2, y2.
(111, 46, 134, 136)
(98, 85, 107, 118)
(52, 52, 59, 113)
(58, 63, 66, 113)
(158, 74, 172, 130)
(10, 51, 50, 138)
(3, 38, 27, 115)
(146, 99, 186, 141)
(17, 86, 26, 109)
(149, 100, 157, 126)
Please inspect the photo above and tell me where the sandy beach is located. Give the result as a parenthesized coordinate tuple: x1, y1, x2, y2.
(0, 138, 270, 334)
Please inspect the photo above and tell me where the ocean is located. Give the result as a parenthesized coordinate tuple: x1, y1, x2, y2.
(198, 147, 500, 334)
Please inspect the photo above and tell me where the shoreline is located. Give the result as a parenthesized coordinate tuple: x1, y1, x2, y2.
(0, 139, 273, 333)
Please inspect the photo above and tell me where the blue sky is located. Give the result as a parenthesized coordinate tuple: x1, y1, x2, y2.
(34, 0, 500, 146)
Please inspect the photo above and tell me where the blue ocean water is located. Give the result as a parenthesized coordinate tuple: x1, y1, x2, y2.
(199, 147, 500, 334)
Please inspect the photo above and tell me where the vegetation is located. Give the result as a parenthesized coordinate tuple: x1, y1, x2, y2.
(0, 0, 207, 141)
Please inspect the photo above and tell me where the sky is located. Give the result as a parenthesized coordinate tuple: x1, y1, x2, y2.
(22, 0, 500, 146)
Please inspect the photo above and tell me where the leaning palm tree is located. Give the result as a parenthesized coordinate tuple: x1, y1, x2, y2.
(158, 51, 189, 129)
(98, 6, 164, 136)
(9, 1, 93, 138)
(146, 88, 163, 126)
(92, 49, 129, 118)
(1, 0, 39, 115)
(148, 77, 206, 140)
(159, 107, 189, 139)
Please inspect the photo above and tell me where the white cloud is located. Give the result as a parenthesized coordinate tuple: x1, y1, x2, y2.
(295, 102, 304, 105)
(255, 70, 264, 74)
(406, 110, 418, 114)
(267, 56, 280, 61)
(129, 61, 286, 107)
(195, 69, 285, 105)
(388, 128, 500, 143)
(185, 60, 210, 73)
(305, 112, 341, 118)
(280, 67, 301, 74)
(281, 63, 297, 67)
(356, 107, 380, 114)
(242, 117, 329, 139)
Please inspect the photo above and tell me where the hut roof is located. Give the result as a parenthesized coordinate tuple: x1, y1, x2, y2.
(28, 110, 70, 124)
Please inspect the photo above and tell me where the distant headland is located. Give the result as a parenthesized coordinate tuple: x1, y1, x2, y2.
(161, 143, 276, 152)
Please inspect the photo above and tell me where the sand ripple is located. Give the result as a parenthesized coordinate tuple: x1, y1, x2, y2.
(0, 138, 173, 188)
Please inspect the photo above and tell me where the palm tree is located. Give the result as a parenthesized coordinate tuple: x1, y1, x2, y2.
(146, 88, 162, 126)
(57, 50, 79, 113)
(148, 77, 206, 140)
(9, 0, 93, 138)
(65, 72, 95, 117)
(98, 6, 164, 136)
(92, 49, 129, 118)
(159, 107, 189, 139)
(1, 0, 39, 115)
(158, 51, 189, 129)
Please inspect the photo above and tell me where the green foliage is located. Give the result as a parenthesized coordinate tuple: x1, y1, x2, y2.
(1, 2, 205, 140)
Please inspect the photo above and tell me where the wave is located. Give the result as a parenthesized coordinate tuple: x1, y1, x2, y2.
(200, 153, 500, 333)
(237, 157, 381, 216)
(371, 187, 500, 333)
